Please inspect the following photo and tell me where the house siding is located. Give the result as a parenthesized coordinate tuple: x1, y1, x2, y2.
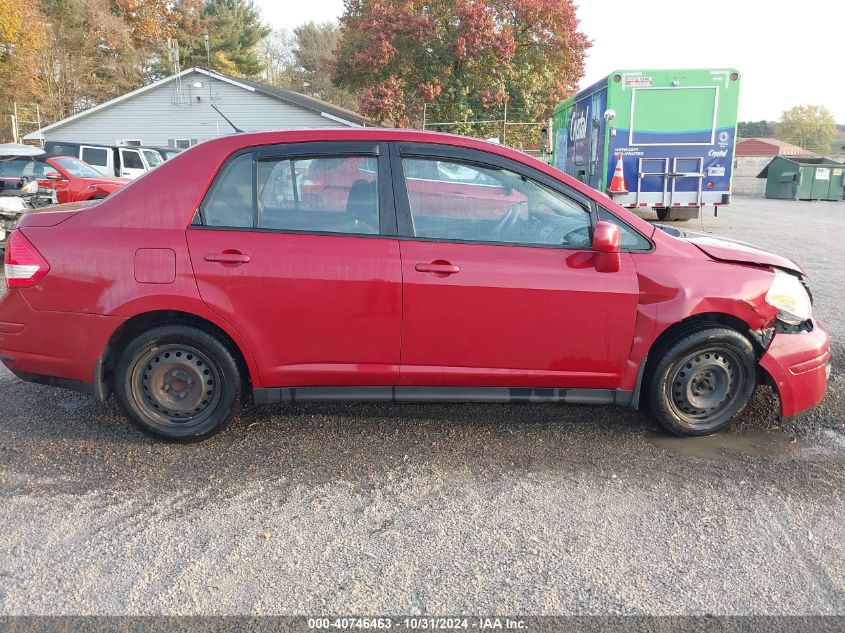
(33, 71, 349, 146)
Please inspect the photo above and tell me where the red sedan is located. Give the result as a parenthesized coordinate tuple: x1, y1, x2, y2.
(39, 155, 129, 204)
(0, 129, 831, 442)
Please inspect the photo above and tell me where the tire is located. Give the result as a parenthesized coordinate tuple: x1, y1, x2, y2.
(647, 327, 757, 436)
(655, 207, 670, 221)
(114, 325, 242, 442)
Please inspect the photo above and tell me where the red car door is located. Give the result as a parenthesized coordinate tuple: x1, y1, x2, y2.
(393, 147, 641, 389)
(187, 143, 402, 388)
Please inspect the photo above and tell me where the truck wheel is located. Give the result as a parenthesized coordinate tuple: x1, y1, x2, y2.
(655, 207, 670, 221)
(114, 325, 242, 442)
(647, 327, 757, 436)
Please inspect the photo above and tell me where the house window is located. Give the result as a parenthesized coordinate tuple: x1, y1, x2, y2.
(120, 139, 143, 146)
(169, 138, 198, 150)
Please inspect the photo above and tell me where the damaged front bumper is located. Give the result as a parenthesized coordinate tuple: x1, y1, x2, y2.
(0, 212, 24, 248)
(758, 318, 831, 421)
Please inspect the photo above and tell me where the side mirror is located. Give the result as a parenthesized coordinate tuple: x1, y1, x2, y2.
(592, 220, 621, 273)
(44, 171, 65, 181)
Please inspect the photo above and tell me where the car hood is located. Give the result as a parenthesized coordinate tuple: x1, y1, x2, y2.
(79, 176, 130, 187)
(677, 229, 804, 275)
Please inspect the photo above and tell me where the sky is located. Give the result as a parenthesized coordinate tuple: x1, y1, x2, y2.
(255, 0, 845, 123)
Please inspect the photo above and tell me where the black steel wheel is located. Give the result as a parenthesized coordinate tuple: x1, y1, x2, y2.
(647, 327, 757, 436)
(114, 325, 242, 442)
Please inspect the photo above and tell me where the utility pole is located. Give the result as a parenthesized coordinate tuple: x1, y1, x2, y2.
(204, 30, 213, 104)
(422, 102, 427, 130)
(502, 99, 508, 145)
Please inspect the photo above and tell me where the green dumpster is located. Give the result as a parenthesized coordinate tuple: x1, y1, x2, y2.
(758, 156, 845, 201)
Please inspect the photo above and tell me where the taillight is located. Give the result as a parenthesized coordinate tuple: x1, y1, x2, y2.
(4, 230, 50, 288)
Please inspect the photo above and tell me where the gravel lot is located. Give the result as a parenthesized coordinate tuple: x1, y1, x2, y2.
(1, 197, 844, 616)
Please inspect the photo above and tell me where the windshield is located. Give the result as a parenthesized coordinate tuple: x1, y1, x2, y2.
(164, 150, 180, 160)
(142, 150, 164, 168)
(52, 156, 105, 178)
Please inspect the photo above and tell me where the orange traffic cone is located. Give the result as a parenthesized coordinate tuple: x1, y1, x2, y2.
(609, 152, 627, 194)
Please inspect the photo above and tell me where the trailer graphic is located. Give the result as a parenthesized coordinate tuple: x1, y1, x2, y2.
(550, 69, 740, 221)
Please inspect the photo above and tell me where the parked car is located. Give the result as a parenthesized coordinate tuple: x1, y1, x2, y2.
(0, 144, 57, 252)
(1, 154, 129, 205)
(0, 129, 830, 442)
(144, 146, 183, 162)
(43, 141, 180, 180)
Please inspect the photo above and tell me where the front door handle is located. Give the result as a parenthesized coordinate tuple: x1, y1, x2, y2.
(204, 251, 251, 265)
(415, 261, 460, 275)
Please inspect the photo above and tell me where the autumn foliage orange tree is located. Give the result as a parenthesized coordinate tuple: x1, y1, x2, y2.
(332, 0, 590, 143)
(0, 0, 269, 142)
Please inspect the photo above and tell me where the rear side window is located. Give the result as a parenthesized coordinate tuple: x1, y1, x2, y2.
(81, 147, 109, 167)
(200, 152, 380, 235)
(256, 155, 378, 235)
(201, 153, 254, 228)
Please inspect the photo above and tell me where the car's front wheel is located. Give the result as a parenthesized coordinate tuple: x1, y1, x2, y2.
(114, 325, 242, 442)
(647, 327, 757, 436)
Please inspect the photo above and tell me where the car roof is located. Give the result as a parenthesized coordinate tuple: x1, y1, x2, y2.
(0, 154, 51, 163)
(45, 141, 174, 152)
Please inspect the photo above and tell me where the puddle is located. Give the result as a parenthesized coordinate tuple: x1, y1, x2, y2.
(646, 430, 805, 461)
(821, 429, 845, 449)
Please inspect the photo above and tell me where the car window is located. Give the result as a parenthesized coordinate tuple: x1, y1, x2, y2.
(402, 158, 592, 248)
(596, 207, 652, 251)
(142, 150, 164, 168)
(122, 150, 144, 170)
(81, 147, 109, 167)
(201, 153, 254, 228)
(256, 155, 378, 235)
(52, 157, 102, 179)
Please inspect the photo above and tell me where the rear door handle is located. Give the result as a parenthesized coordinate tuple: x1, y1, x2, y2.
(415, 261, 460, 275)
(204, 251, 251, 265)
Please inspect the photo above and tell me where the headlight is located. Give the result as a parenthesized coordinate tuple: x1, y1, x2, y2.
(765, 269, 812, 325)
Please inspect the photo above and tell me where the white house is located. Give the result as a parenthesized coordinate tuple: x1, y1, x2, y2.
(25, 67, 372, 149)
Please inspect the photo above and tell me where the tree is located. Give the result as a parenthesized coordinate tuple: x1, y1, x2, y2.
(288, 22, 358, 110)
(196, 0, 270, 77)
(776, 105, 837, 154)
(331, 0, 590, 135)
(36, 0, 145, 117)
(111, 0, 177, 49)
(0, 0, 49, 139)
(737, 120, 775, 138)
(256, 24, 358, 111)
(257, 28, 295, 88)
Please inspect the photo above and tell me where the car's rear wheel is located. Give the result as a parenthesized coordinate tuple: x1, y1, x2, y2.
(647, 327, 757, 436)
(114, 325, 242, 442)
